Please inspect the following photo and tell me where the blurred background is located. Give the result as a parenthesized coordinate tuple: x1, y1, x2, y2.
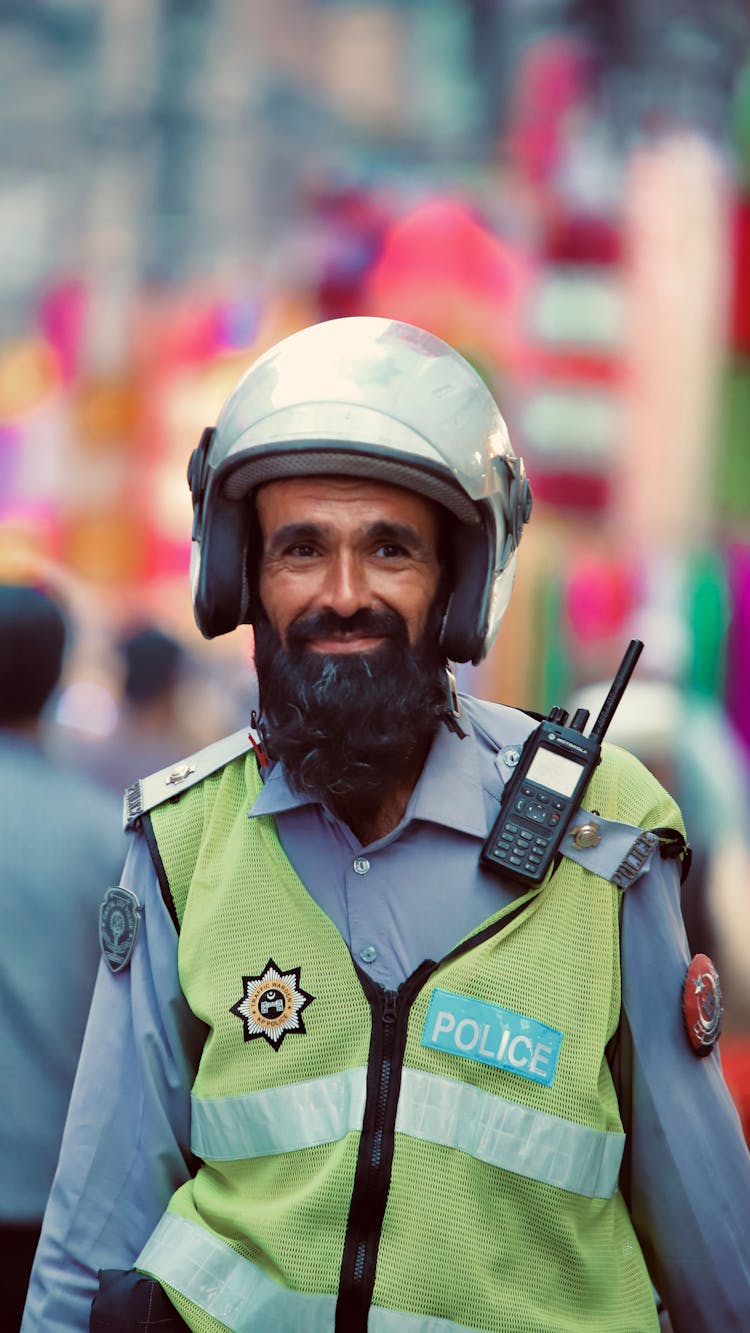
(1, 1, 749, 1075)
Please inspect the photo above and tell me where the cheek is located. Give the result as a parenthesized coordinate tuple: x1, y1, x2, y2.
(259, 568, 315, 643)
(403, 573, 441, 641)
(258, 571, 291, 639)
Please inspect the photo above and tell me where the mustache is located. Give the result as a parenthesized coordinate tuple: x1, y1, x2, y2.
(253, 605, 446, 809)
(285, 606, 409, 653)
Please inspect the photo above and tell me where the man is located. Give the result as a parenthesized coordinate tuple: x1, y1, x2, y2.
(23, 318, 750, 1332)
(0, 584, 125, 1329)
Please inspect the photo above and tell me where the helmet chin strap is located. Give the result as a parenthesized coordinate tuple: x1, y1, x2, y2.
(441, 664, 467, 739)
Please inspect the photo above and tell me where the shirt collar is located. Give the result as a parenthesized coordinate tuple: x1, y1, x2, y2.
(249, 760, 308, 819)
(405, 711, 488, 837)
(248, 708, 490, 839)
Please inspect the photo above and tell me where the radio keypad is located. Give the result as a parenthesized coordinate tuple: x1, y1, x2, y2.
(490, 783, 565, 877)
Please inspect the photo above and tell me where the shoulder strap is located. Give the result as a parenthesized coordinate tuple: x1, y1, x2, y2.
(144, 752, 264, 932)
(126, 730, 260, 933)
(143, 780, 213, 932)
(123, 727, 255, 831)
(649, 826, 692, 884)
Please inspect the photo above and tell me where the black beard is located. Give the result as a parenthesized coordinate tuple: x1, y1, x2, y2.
(253, 605, 448, 820)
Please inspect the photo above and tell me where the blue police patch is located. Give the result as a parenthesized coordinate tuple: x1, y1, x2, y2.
(99, 886, 141, 973)
(422, 987, 563, 1087)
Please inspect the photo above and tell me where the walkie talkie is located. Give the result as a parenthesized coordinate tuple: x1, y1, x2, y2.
(481, 640, 644, 886)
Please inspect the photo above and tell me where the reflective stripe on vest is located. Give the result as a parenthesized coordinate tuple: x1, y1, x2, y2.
(190, 1064, 624, 1199)
(137, 1212, 479, 1333)
(397, 1068, 624, 1199)
(190, 1067, 368, 1161)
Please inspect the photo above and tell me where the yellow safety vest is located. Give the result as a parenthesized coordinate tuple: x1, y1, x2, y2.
(136, 741, 683, 1332)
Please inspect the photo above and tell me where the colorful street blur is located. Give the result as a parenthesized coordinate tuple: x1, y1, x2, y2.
(1, 1, 750, 1121)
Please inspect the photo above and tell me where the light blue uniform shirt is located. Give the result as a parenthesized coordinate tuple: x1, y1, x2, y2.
(22, 696, 750, 1331)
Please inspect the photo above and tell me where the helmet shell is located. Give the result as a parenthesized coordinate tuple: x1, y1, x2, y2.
(189, 317, 532, 662)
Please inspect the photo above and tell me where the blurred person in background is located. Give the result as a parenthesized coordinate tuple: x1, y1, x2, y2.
(57, 624, 257, 798)
(70, 626, 194, 796)
(24, 320, 750, 1333)
(0, 584, 125, 1330)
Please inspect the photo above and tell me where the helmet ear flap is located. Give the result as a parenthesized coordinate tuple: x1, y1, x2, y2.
(455, 460, 531, 664)
(439, 520, 494, 665)
(192, 488, 250, 639)
(500, 457, 533, 562)
(189, 426, 252, 640)
(438, 461, 532, 664)
(187, 427, 214, 540)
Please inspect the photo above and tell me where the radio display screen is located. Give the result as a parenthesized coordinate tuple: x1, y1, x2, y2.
(526, 748, 585, 797)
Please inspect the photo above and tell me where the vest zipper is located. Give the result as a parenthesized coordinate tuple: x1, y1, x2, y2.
(335, 964, 433, 1331)
(335, 897, 540, 1330)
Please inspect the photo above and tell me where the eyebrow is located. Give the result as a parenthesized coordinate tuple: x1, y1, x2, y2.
(367, 520, 434, 556)
(263, 519, 434, 559)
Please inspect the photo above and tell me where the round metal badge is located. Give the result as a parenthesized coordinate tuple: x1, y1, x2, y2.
(571, 821, 601, 850)
(682, 953, 723, 1056)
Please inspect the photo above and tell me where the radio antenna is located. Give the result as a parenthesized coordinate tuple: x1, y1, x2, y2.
(589, 639, 644, 743)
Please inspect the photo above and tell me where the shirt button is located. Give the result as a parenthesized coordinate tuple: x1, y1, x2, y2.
(359, 945, 377, 964)
(353, 857, 371, 875)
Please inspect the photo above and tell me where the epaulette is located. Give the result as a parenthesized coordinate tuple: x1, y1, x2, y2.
(123, 727, 255, 831)
(558, 811, 691, 888)
(559, 810, 660, 887)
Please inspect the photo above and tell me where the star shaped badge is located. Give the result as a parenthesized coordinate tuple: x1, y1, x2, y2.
(230, 959, 314, 1050)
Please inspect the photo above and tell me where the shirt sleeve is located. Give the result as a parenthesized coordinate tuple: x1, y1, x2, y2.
(21, 831, 207, 1333)
(618, 851, 750, 1331)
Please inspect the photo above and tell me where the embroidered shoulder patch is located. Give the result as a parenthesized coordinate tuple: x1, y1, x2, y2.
(100, 886, 141, 973)
(230, 959, 314, 1050)
(422, 987, 563, 1087)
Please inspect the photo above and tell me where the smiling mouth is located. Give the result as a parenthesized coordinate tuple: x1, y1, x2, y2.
(307, 634, 386, 654)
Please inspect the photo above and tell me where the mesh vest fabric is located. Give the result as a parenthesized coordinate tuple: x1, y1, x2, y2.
(143, 743, 683, 1332)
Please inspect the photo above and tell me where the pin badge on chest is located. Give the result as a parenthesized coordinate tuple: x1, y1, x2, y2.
(682, 953, 723, 1056)
(100, 886, 141, 973)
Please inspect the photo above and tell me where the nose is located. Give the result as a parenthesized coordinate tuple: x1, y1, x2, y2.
(320, 550, 372, 618)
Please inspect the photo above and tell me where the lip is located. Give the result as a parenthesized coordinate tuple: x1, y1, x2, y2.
(307, 635, 386, 654)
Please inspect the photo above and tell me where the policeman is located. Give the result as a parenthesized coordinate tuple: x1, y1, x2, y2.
(23, 319, 750, 1332)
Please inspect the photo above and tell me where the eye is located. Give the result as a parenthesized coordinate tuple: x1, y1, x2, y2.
(374, 542, 408, 559)
(286, 542, 319, 559)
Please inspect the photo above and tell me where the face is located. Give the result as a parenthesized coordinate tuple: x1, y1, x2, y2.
(256, 475, 442, 653)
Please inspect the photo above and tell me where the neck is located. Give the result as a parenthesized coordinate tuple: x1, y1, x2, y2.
(331, 746, 428, 846)
(336, 791, 409, 847)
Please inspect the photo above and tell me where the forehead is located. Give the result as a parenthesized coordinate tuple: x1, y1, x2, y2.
(255, 474, 441, 537)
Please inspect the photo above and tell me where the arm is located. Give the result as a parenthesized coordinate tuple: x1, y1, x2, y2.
(22, 832, 206, 1333)
(618, 852, 750, 1331)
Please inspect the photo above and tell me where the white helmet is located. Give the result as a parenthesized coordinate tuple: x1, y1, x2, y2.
(188, 316, 532, 663)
